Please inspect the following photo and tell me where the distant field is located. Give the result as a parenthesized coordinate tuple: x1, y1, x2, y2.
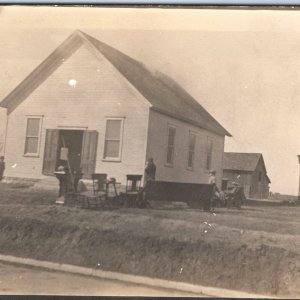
(0, 183, 299, 298)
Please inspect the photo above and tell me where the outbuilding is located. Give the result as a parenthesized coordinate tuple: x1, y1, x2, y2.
(223, 152, 271, 199)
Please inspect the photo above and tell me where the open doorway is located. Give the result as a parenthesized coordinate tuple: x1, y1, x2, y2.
(43, 129, 98, 178)
(57, 130, 84, 173)
(222, 179, 229, 191)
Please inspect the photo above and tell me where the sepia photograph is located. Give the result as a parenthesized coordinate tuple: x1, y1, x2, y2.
(0, 5, 300, 298)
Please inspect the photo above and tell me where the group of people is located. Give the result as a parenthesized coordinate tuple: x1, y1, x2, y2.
(0, 154, 243, 209)
(208, 169, 244, 209)
(144, 159, 243, 208)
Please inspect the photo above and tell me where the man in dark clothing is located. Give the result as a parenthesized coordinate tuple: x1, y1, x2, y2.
(145, 158, 156, 182)
(138, 158, 156, 208)
(0, 156, 5, 181)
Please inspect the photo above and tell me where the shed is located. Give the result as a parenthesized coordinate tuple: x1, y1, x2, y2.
(223, 152, 271, 199)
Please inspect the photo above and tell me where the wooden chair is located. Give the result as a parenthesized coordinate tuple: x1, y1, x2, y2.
(105, 177, 121, 208)
(123, 174, 143, 207)
(79, 173, 107, 209)
(92, 173, 107, 194)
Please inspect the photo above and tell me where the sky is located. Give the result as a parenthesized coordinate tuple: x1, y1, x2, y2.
(1, 6, 300, 195)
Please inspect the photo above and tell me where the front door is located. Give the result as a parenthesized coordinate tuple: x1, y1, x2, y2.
(42, 129, 98, 178)
(58, 130, 83, 173)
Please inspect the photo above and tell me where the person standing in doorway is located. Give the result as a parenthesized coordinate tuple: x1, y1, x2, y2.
(0, 156, 5, 181)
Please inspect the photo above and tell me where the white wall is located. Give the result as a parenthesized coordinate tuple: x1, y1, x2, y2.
(146, 109, 225, 187)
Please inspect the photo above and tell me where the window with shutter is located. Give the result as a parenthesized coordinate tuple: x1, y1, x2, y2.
(103, 118, 124, 161)
(24, 117, 43, 156)
(206, 137, 213, 170)
(187, 131, 196, 170)
(166, 125, 176, 166)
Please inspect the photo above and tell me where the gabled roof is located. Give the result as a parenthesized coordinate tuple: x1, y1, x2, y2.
(223, 152, 263, 172)
(223, 152, 271, 183)
(0, 30, 231, 137)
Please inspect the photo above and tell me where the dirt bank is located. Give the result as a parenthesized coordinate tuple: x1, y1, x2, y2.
(0, 202, 299, 297)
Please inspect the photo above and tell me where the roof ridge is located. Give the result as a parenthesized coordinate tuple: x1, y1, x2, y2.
(153, 70, 230, 134)
(223, 152, 265, 172)
(0, 30, 85, 111)
(224, 152, 262, 155)
(81, 32, 231, 136)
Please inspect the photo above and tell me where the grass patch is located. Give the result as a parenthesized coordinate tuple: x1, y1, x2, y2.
(0, 183, 299, 297)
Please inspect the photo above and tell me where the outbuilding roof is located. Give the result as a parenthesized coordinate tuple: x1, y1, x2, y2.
(0, 30, 231, 137)
(223, 152, 262, 172)
(223, 152, 271, 183)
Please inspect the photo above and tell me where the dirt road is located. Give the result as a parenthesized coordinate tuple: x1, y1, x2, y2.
(0, 261, 203, 296)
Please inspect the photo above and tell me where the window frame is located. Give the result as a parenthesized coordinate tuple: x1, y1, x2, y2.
(187, 131, 197, 171)
(206, 137, 213, 171)
(165, 124, 176, 167)
(23, 116, 43, 157)
(102, 117, 124, 162)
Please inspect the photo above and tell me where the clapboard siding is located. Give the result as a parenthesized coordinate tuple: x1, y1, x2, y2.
(223, 170, 252, 197)
(146, 109, 225, 187)
(251, 158, 270, 199)
(223, 157, 270, 199)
